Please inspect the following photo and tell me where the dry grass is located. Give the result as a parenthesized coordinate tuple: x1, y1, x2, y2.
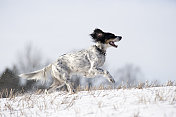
(134, 111, 140, 117)
(0, 83, 175, 117)
(75, 80, 176, 92)
(0, 80, 175, 99)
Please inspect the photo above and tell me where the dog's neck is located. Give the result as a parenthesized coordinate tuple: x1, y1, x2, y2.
(95, 42, 107, 56)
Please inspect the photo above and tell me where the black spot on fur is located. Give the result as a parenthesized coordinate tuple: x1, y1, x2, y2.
(90, 28, 117, 43)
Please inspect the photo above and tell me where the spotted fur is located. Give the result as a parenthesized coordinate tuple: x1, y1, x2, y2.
(19, 29, 122, 93)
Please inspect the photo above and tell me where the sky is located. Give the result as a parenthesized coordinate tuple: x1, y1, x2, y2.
(0, 0, 176, 82)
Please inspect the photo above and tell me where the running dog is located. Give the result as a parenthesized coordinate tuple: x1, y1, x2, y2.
(19, 29, 122, 93)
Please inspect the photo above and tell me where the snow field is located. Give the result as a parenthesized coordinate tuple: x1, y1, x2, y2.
(0, 86, 176, 117)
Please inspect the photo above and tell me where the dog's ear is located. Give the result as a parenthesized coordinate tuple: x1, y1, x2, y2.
(90, 28, 104, 41)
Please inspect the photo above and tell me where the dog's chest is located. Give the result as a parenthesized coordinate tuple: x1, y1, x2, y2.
(96, 53, 105, 67)
(89, 47, 105, 67)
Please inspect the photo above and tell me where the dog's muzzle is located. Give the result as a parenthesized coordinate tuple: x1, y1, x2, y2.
(109, 36, 122, 48)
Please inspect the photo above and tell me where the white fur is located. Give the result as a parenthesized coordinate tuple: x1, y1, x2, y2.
(19, 40, 119, 93)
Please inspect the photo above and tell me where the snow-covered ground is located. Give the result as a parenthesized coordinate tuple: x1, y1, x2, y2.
(0, 86, 176, 117)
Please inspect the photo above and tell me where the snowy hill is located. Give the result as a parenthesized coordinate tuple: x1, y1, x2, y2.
(0, 86, 176, 117)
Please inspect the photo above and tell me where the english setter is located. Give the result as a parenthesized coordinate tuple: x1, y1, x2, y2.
(19, 29, 122, 93)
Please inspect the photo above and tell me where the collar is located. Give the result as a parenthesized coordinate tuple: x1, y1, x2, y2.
(95, 45, 106, 56)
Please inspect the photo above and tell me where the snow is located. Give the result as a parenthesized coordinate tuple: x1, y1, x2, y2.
(0, 86, 176, 117)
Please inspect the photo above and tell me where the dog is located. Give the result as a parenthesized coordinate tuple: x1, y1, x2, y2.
(19, 29, 122, 93)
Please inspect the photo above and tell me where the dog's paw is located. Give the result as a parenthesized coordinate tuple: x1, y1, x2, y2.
(68, 89, 76, 94)
(109, 78, 115, 83)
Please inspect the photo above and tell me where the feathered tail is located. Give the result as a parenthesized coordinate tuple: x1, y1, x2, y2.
(19, 64, 52, 81)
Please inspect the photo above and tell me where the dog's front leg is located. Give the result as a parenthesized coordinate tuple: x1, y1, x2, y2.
(87, 54, 115, 83)
(89, 68, 115, 83)
(62, 73, 75, 94)
(103, 69, 115, 83)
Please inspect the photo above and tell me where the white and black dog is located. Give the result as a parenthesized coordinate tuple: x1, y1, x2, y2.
(19, 29, 122, 93)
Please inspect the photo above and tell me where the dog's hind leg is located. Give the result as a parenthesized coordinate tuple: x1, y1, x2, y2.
(51, 63, 75, 94)
(50, 74, 75, 94)
(47, 78, 65, 93)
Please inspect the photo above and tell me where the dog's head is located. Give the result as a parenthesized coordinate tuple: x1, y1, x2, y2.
(90, 28, 122, 48)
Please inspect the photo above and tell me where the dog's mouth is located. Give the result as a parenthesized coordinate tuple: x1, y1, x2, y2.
(109, 41, 118, 48)
(108, 36, 122, 48)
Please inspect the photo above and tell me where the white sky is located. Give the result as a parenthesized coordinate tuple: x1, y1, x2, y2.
(0, 0, 176, 82)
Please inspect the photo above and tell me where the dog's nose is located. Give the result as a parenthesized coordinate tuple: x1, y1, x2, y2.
(118, 36, 122, 40)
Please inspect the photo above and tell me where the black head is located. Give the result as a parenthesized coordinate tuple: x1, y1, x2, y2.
(90, 28, 122, 48)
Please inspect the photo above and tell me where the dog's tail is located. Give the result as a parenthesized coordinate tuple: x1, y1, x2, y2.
(19, 64, 52, 81)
